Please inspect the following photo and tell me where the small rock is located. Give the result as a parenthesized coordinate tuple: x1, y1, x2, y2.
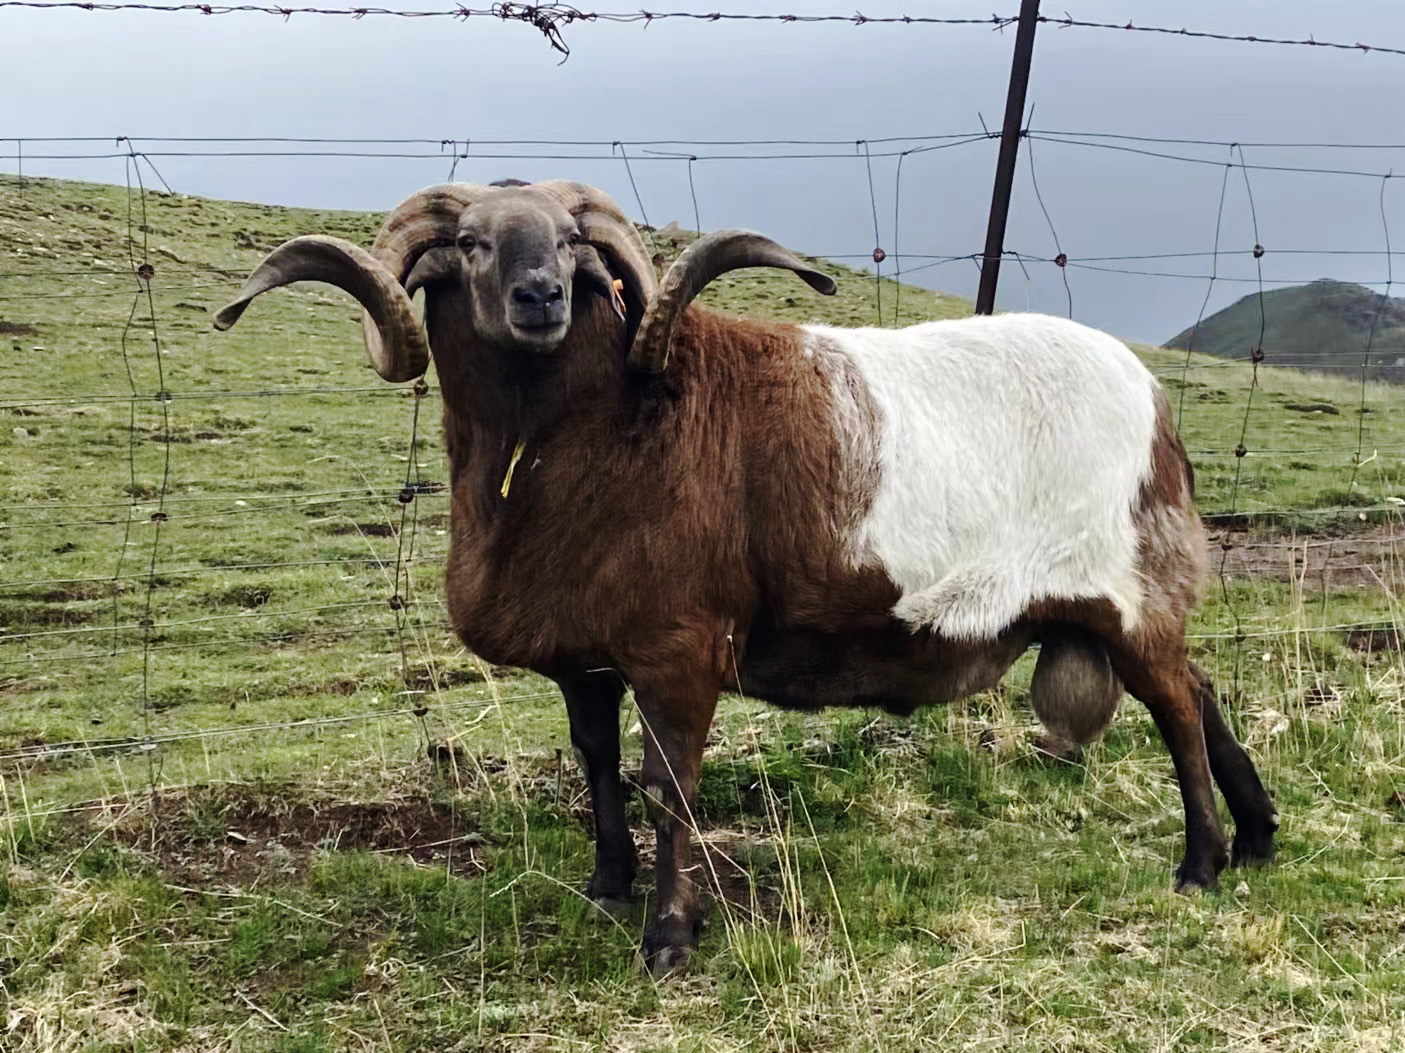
(225, 829, 250, 845)
(11, 427, 30, 440)
(978, 727, 1018, 754)
(1234, 880, 1251, 896)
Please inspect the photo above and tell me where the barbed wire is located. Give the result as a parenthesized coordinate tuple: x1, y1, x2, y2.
(0, 4, 1401, 64)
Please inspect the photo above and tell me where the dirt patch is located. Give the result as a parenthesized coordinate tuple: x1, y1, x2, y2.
(76, 770, 792, 931)
(1346, 627, 1404, 655)
(106, 786, 490, 884)
(0, 320, 36, 336)
(323, 522, 398, 538)
(0, 602, 96, 627)
(37, 582, 126, 603)
(1209, 522, 1405, 589)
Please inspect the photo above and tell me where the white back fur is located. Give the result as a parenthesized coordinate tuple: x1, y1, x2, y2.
(803, 313, 1159, 640)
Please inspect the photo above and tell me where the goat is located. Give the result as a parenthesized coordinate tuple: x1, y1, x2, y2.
(215, 180, 1279, 975)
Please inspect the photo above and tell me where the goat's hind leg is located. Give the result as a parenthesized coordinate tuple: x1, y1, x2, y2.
(1113, 648, 1230, 890)
(1189, 661, 1278, 866)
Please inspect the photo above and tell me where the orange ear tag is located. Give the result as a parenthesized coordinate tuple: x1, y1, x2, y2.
(610, 278, 627, 320)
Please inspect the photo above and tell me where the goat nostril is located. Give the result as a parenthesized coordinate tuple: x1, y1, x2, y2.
(512, 283, 565, 310)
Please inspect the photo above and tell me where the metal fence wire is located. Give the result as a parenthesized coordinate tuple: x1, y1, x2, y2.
(3, 122, 1405, 782)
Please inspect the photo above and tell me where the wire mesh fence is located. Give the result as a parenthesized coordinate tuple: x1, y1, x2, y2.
(3, 127, 1405, 786)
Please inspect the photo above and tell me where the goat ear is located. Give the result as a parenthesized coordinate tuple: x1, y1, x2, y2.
(573, 243, 615, 298)
(405, 247, 461, 297)
(576, 243, 646, 348)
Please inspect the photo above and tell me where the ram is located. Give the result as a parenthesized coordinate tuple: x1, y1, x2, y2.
(215, 180, 1278, 975)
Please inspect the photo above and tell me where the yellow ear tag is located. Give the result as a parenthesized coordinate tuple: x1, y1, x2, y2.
(500, 439, 526, 498)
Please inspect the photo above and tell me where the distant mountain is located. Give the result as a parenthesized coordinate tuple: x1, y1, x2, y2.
(1163, 280, 1405, 382)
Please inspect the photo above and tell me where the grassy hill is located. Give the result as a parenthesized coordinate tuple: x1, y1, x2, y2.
(1164, 279, 1405, 382)
(4, 175, 1405, 1052)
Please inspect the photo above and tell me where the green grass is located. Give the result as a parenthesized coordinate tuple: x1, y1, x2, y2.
(4, 174, 1405, 1050)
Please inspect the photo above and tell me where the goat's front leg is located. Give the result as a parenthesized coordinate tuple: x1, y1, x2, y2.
(632, 673, 720, 976)
(559, 672, 637, 908)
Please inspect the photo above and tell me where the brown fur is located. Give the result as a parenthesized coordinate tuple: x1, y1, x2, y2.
(417, 274, 1275, 972)
(429, 296, 900, 680)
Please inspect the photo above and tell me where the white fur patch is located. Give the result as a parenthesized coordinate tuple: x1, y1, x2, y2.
(803, 313, 1159, 640)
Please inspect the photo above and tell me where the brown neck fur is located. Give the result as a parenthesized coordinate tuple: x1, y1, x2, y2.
(420, 284, 893, 677)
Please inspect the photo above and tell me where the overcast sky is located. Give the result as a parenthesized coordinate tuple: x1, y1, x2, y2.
(4, 1, 1405, 343)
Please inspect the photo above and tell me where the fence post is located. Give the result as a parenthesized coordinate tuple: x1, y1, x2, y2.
(974, 0, 1041, 315)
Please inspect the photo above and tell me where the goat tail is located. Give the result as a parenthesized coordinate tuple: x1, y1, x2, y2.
(1030, 626, 1122, 745)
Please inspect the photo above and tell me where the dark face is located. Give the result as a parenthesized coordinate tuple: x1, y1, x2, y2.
(455, 194, 580, 353)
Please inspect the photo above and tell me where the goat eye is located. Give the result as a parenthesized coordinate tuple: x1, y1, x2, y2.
(568, 231, 581, 246)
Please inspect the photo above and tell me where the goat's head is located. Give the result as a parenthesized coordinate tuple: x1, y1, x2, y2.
(415, 186, 613, 355)
(214, 181, 655, 380)
(214, 180, 837, 381)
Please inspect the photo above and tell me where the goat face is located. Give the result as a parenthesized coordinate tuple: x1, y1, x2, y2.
(449, 193, 581, 354)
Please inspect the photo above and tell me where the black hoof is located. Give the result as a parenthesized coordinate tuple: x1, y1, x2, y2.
(635, 941, 693, 978)
(1230, 828, 1277, 867)
(589, 895, 633, 918)
(638, 912, 702, 978)
(585, 870, 635, 905)
(1173, 860, 1221, 892)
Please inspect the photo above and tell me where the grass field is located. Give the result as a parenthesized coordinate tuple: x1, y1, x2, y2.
(4, 174, 1405, 1051)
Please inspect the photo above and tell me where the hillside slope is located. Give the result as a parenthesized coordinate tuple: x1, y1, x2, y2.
(1164, 279, 1405, 382)
(4, 175, 1405, 554)
(6, 180, 1405, 1053)
(5, 176, 1405, 527)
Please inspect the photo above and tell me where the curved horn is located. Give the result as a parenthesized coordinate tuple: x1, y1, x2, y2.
(214, 235, 429, 382)
(368, 182, 489, 283)
(627, 229, 836, 374)
(529, 180, 657, 322)
(357, 183, 492, 378)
